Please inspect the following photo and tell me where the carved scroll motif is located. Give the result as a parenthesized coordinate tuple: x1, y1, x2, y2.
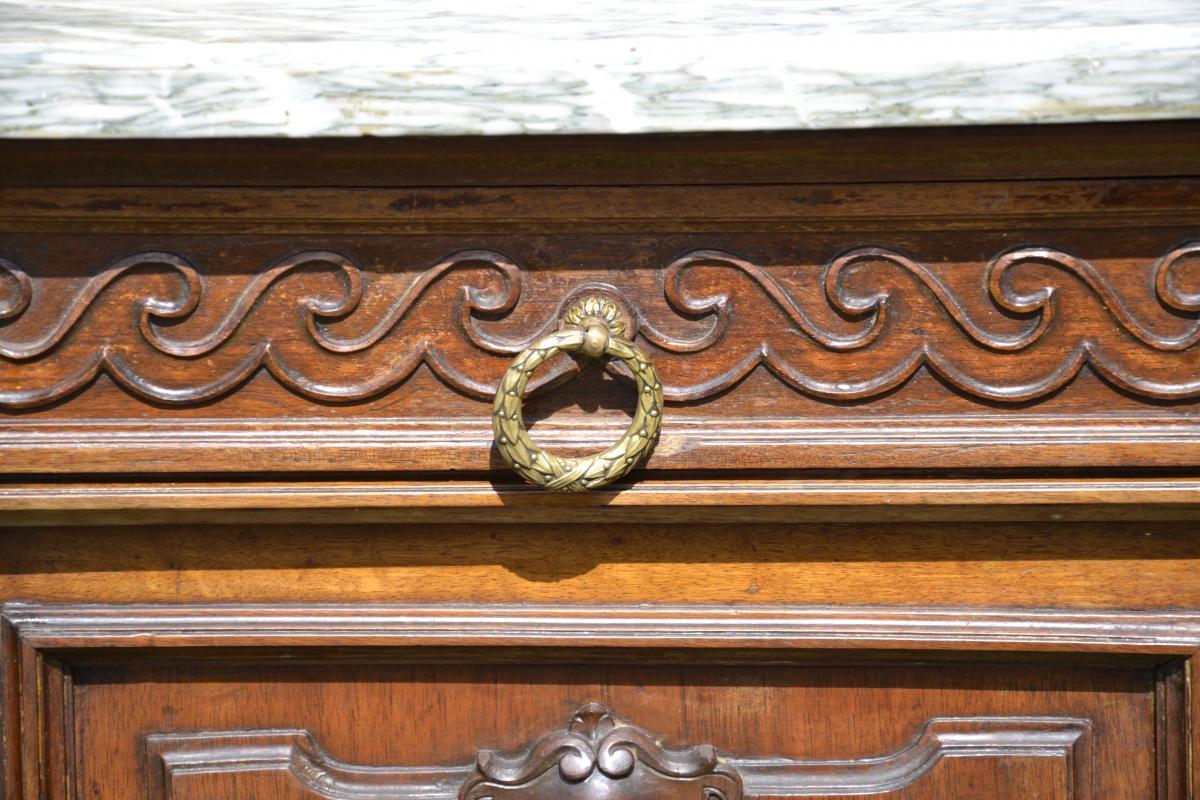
(639, 243, 1200, 401)
(461, 703, 740, 800)
(1, 243, 1198, 407)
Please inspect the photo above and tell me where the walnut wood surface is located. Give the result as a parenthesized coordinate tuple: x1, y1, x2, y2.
(1, 122, 1199, 477)
(1, 241, 1197, 407)
(3, 602, 1193, 800)
(3, 122, 1198, 187)
(3, 477, 1200, 526)
(145, 714, 1090, 799)
(2, 123, 1199, 800)
(3, 521, 1199, 798)
(3, 522, 1200, 608)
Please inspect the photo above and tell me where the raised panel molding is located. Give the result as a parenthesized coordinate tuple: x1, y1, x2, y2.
(1, 243, 1198, 408)
(144, 709, 1092, 800)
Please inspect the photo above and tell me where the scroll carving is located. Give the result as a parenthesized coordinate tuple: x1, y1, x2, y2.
(0, 248, 528, 406)
(1, 243, 1198, 408)
(640, 243, 1200, 401)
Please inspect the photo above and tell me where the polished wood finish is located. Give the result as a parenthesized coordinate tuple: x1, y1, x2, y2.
(4, 121, 1199, 186)
(2, 124, 1199, 477)
(1, 122, 1198, 799)
(2, 522, 1200, 608)
(3, 477, 1200, 525)
(3, 602, 1195, 799)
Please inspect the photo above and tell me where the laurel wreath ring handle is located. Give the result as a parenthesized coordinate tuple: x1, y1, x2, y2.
(492, 297, 663, 492)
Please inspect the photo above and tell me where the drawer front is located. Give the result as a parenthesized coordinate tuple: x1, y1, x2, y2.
(2, 125, 1200, 485)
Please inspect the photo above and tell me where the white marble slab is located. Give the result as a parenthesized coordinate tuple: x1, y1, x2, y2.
(2, 0, 1199, 137)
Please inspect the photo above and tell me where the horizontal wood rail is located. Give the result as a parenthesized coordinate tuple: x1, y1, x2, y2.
(1, 476, 1197, 524)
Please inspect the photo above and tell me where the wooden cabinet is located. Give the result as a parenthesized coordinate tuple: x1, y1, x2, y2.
(2, 122, 1199, 799)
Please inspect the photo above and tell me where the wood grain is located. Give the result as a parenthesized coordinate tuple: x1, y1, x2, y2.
(3, 522, 1199, 609)
(3, 122, 1198, 187)
(2, 241, 1197, 407)
(4, 602, 1187, 800)
(2, 181, 1199, 233)
(144, 714, 1091, 799)
(1, 477, 1199, 526)
(2, 123, 1199, 477)
(7, 602, 1200, 653)
(3, 122, 1200, 800)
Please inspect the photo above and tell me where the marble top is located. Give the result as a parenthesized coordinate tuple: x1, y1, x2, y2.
(2, 0, 1199, 137)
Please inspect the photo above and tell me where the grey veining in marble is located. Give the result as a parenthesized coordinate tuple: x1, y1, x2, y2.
(2, 0, 1199, 137)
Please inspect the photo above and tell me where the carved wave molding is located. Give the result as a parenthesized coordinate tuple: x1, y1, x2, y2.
(1, 243, 1198, 408)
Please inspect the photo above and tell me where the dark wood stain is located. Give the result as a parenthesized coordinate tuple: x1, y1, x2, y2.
(1, 121, 1198, 799)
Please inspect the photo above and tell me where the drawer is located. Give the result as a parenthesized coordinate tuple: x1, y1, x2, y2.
(1, 124, 1200, 493)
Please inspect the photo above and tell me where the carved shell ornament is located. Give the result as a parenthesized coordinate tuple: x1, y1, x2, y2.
(560, 295, 627, 339)
(460, 703, 742, 800)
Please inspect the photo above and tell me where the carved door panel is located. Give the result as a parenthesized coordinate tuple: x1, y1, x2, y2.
(89, 660, 1149, 798)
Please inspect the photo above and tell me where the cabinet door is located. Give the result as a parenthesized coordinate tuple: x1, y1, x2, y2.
(4, 604, 1193, 800)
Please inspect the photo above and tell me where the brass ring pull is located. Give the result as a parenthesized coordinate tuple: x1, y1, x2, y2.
(493, 296, 663, 492)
